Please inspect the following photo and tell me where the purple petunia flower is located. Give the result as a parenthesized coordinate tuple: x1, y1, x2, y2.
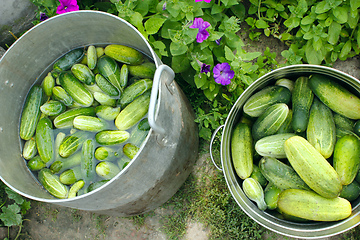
(56, 0, 79, 14)
(200, 63, 211, 74)
(213, 63, 234, 86)
(189, 18, 211, 43)
(215, 37, 222, 45)
(195, 0, 212, 3)
(40, 12, 49, 21)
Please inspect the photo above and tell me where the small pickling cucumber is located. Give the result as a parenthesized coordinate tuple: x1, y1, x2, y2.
(59, 71, 94, 107)
(35, 117, 54, 164)
(242, 178, 267, 211)
(104, 44, 143, 65)
(87, 45, 97, 70)
(291, 76, 314, 133)
(27, 156, 46, 171)
(52, 86, 74, 107)
(22, 138, 37, 160)
(277, 189, 351, 221)
(284, 136, 342, 199)
(340, 181, 360, 202)
(306, 98, 336, 159)
(38, 168, 68, 199)
(309, 73, 360, 120)
(333, 134, 360, 185)
(138, 118, 150, 131)
(354, 120, 360, 137)
(120, 64, 129, 88)
(231, 122, 253, 179)
(259, 156, 310, 191)
(252, 103, 289, 141)
(93, 91, 117, 107)
(250, 165, 267, 187)
(50, 152, 82, 174)
(255, 133, 296, 159)
(73, 115, 108, 132)
(53, 107, 95, 129)
(128, 62, 156, 79)
(53, 47, 85, 71)
(264, 182, 282, 210)
(59, 131, 89, 158)
(336, 128, 360, 141)
(81, 139, 95, 182)
(68, 180, 85, 198)
(276, 109, 293, 134)
(96, 161, 120, 180)
(95, 146, 118, 161)
(118, 79, 153, 108)
(87, 179, 109, 193)
(95, 130, 130, 145)
(115, 91, 150, 131)
(97, 55, 122, 91)
(95, 74, 120, 97)
(275, 78, 294, 92)
(20, 85, 45, 140)
(42, 72, 55, 97)
(71, 63, 95, 85)
(333, 113, 355, 131)
(95, 105, 120, 121)
(123, 143, 139, 160)
(40, 100, 66, 116)
(59, 166, 82, 185)
(243, 85, 291, 118)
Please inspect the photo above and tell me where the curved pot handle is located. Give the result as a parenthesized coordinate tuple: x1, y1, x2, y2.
(148, 64, 175, 135)
(210, 125, 224, 171)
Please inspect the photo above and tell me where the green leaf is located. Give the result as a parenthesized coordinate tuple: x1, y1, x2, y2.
(350, 0, 360, 9)
(33, 0, 57, 7)
(347, 11, 359, 29)
(204, 85, 220, 101)
(230, 4, 246, 20)
(171, 55, 190, 73)
(5, 187, 23, 205)
(0, 204, 22, 227)
(332, 6, 348, 24)
(170, 42, 188, 56)
(224, 46, 236, 61)
(357, 29, 360, 48)
(194, 74, 208, 89)
(283, 17, 300, 30)
(339, 40, 352, 60)
(315, 1, 331, 14)
(313, 37, 323, 51)
(328, 21, 341, 45)
(305, 41, 324, 64)
(211, 4, 225, 15)
(151, 41, 168, 57)
(255, 19, 269, 29)
(301, 15, 315, 25)
(160, 20, 182, 39)
(145, 16, 167, 35)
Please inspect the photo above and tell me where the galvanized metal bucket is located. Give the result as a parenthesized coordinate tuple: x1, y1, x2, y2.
(0, 10, 198, 216)
(210, 65, 360, 239)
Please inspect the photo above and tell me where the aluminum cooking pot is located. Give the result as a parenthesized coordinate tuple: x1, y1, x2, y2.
(210, 64, 360, 239)
(0, 10, 198, 216)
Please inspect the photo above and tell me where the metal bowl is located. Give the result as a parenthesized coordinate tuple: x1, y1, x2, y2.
(215, 64, 360, 239)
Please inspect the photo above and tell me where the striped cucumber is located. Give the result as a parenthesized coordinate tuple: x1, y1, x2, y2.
(104, 44, 143, 65)
(71, 63, 95, 85)
(81, 139, 95, 182)
(242, 178, 267, 211)
(118, 79, 153, 108)
(53, 107, 95, 129)
(97, 55, 122, 91)
(94, 73, 120, 97)
(53, 47, 84, 71)
(255, 133, 296, 159)
(58, 131, 89, 158)
(95, 130, 130, 145)
(38, 168, 68, 199)
(73, 115, 108, 132)
(35, 117, 54, 164)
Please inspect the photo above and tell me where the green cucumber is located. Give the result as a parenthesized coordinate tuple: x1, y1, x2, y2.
(95, 74, 120, 97)
(35, 117, 54, 164)
(264, 182, 282, 210)
(27, 156, 46, 171)
(59, 72, 94, 107)
(20, 85, 45, 140)
(250, 165, 267, 187)
(59, 131, 89, 158)
(71, 63, 95, 85)
(243, 85, 291, 118)
(276, 109, 293, 134)
(275, 78, 294, 92)
(138, 118, 150, 131)
(95, 105, 120, 121)
(129, 127, 149, 147)
(118, 79, 153, 108)
(95, 161, 120, 180)
(73, 116, 108, 132)
(22, 138, 37, 160)
(333, 113, 355, 131)
(42, 72, 55, 97)
(38, 168, 68, 199)
(95, 146, 118, 161)
(115, 91, 150, 130)
(306, 98, 336, 158)
(53, 48, 85, 71)
(95, 130, 130, 145)
(309, 74, 360, 120)
(231, 122, 253, 179)
(104, 44, 143, 65)
(242, 178, 267, 211)
(59, 166, 82, 185)
(53, 107, 95, 129)
(333, 134, 360, 185)
(68, 180, 85, 198)
(87, 179, 109, 193)
(97, 55, 122, 91)
(340, 181, 360, 202)
(87, 45, 97, 70)
(81, 139, 95, 181)
(52, 86, 74, 107)
(252, 103, 289, 141)
(259, 156, 310, 191)
(291, 76, 314, 132)
(123, 143, 139, 160)
(255, 133, 296, 159)
(354, 120, 360, 137)
(128, 62, 156, 79)
(50, 152, 82, 174)
(93, 91, 117, 107)
(40, 100, 66, 116)
(120, 64, 129, 88)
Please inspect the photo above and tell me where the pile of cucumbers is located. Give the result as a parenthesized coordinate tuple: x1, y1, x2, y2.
(19, 44, 156, 199)
(231, 74, 360, 222)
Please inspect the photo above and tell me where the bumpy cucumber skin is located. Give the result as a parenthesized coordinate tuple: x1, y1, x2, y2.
(306, 98, 336, 159)
(59, 131, 89, 158)
(53, 48, 84, 72)
(96, 161, 120, 180)
(333, 134, 360, 185)
(59, 72, 94, 107)
(71, 63, 95, 85)
(242, 178, 267, 211)
(104, 44, 143, 65)
(68, 180, 85, 198)
(259, 156, 310, 191)
(53, 107, 95, 129)
(22, 138, 37, 160)
(252, 103, 289, 141)
(95, 105, 120, 121)
(52, 86, 74, 107)
(340, 181, 360, 202)
(73, 116, 108, 132)
(40, 100, 66, 116)
(95, 130, 130, 145)
(264, 182, 282, 210)
(255, 133, 296, 158)
(115, 92, 150, 131)
(42, 72, 55, 97)
(284, 136, 342, 199)
(27, 156, 46, 171)
(97, 55, 122, 91)
(120, 64, 129, 88)
(87, 45, 97, 70)
(123, 143, 139, 160)
(128, 62, 156, 79)
(291, 76, 314, 132)
(118, 79, 153, 108)
(231, 122, 253, 180)
(81, 139, 95, 182)
(309, 74, 360, 120)
(20, 85, 45, 140)
(243, 85, 291, 118)
(333, 113, 355, 131)
(38, 168, 68, 199)
(95, 74, 120, 97)
(35, 117, 54, 164)
(277, 189, 351, 221)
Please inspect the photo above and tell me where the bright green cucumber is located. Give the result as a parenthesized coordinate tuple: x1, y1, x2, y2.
(128, 62, 156, 79)
(95, 105, 120, 121)
(104, 44, 143, 65)
(115, 91, 150, 131)
(35, 117, 54, 164)
(73, 116, 108, 132)
(50, 152, 82, 174)
(27, 156, 46, 171)
(38, 168, 68, 199)
(252, 103, 289, 141)
(59, 131, 89, 158)
(20, 85, 45, 140)
(250, 165, 267, 187)
(71, 63, 95, 85)
(53, 48, 85, 71)
(95, 130, 130, 145)
(53, 107, 95, 129)
(255, 133, 296, 159)
(95, 146, 118, 161)
(68, 180, 85, 198)
(120, 64, 129, 88)
(59, 166, 82, 185)
(259, 156, 310, 190)
(95, 74, 120, 97)
(22, 138, 37, 160)
(277, 189, 351, 221)
(309, 74, 360, 119)
(123, 143, 139, 160)
(306, 98, 336, 158)
(231, 122, 253, 179)
(42, 72, 55, 97)
(340, 181, 360, 202)
(242, 178, 267, 211)
(243, 85, 291, 117)
(276, 109, 293, 134)
(284, 136, 342, 198)
(97, 55, 122, 91)
(59, 72, 94, 107)
(264, 182, 282, 210)
(93, 91, 117, 107)
(96, 161, 120, 180)
(81, 139, 95, 181)
(52, 86, 74, 107)
(333, 113, 355, 131)
(291, 76, 314, 132)
(40, 100, 66, 116)
(87, 45, 97, 70)
(118, 79, 153, 108)
(333, 134, 360, 185)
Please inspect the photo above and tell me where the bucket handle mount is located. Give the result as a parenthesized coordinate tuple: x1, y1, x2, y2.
(148, 64, 175, 135)
(210, 125, 224, 171)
